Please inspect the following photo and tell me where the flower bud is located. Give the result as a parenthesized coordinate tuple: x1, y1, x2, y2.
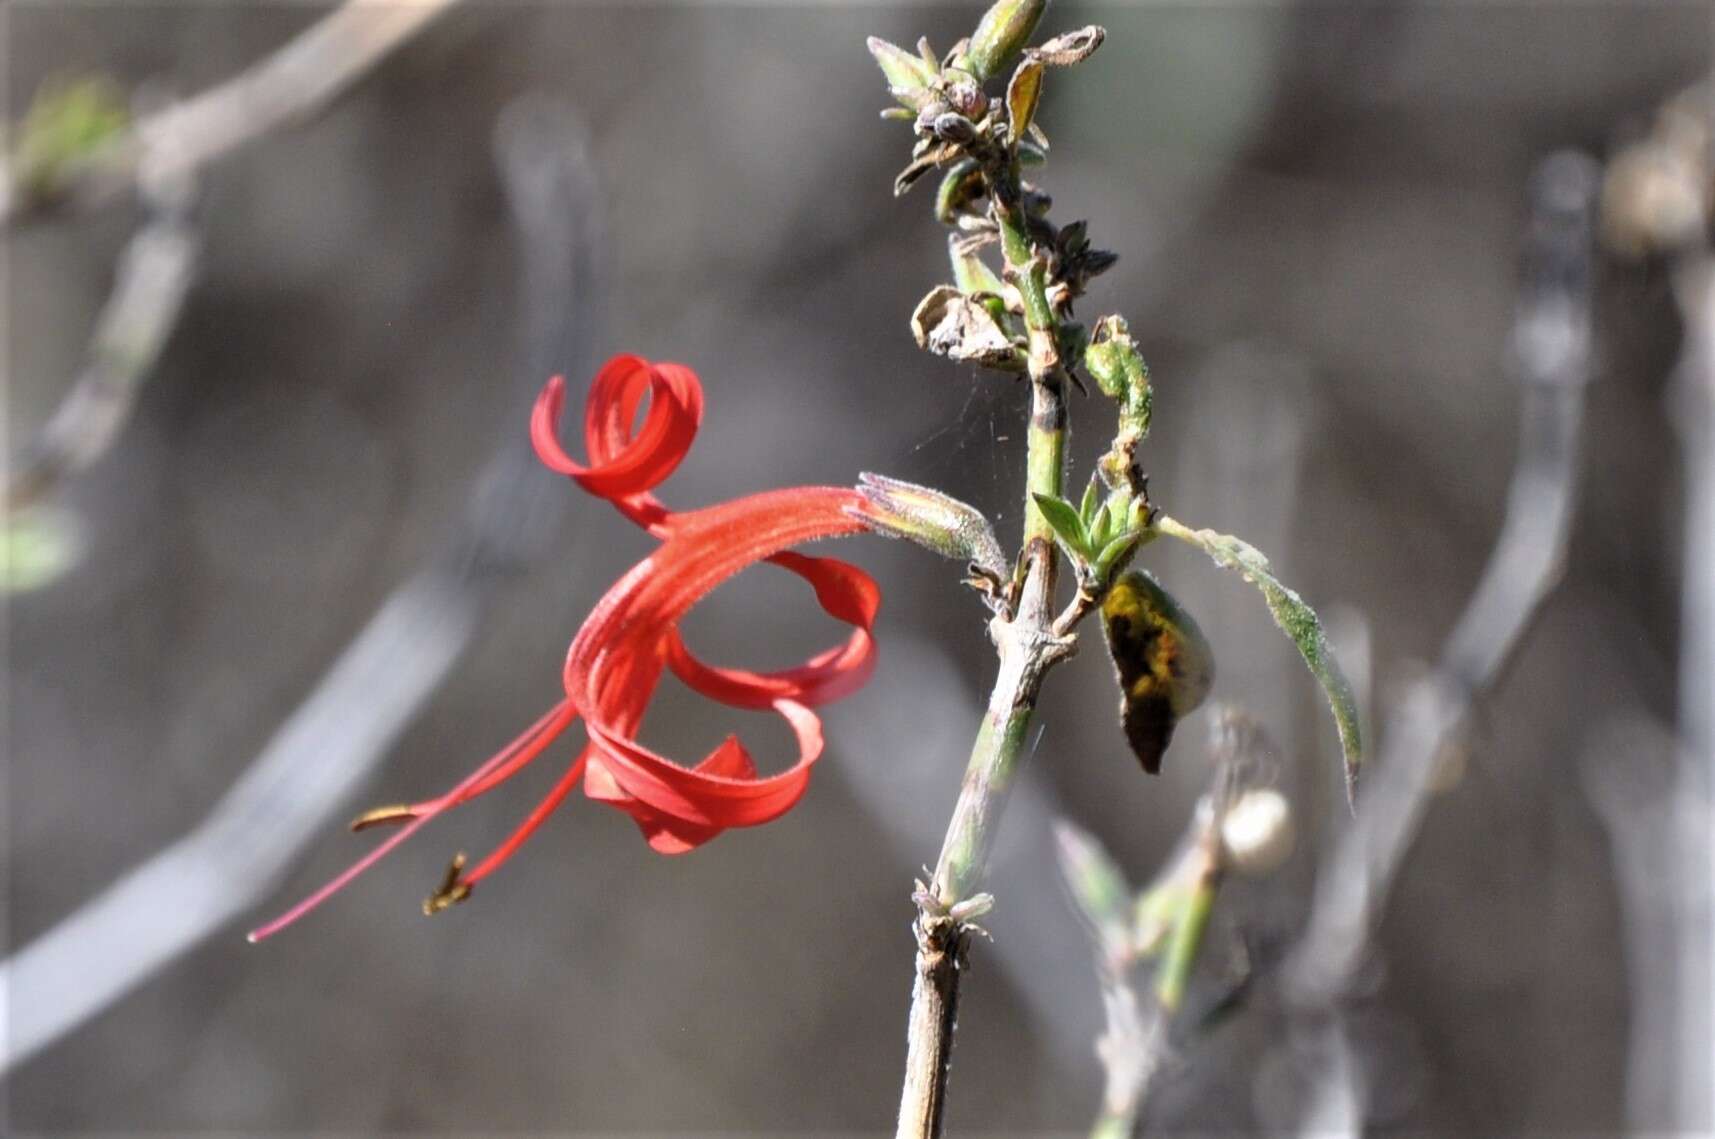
(964, 0, 1047, 82)
(1219, 788, 1295, 876)
(932, 112, 978, 145)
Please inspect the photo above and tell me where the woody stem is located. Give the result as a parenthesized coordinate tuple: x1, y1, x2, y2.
(895, 154, 1074, 1139)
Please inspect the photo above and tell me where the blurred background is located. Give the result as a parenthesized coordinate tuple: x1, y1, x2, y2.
(4, 2, 1710, 1134)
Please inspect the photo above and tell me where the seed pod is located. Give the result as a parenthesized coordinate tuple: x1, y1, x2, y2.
(964, 0, 1047, 82)
(1101, 570, 1215, 774)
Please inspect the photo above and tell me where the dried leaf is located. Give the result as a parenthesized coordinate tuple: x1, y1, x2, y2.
(1006, 59, 1044, 144)
(910, 285, 1024, 369)
(1027, 25, 1106, 67)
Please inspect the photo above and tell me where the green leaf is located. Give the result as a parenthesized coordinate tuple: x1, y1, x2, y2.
(1087, 502, 1113, 549)
(1079, 473, 1102, 527)
(1101, 570, 1216, 775)
(1156, 515, 1363, 799)
(1092, 530, 1143, 584)
(1031, 492, 1089, 559)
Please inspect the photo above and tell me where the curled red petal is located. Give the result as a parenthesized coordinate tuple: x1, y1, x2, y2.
(665, 551, 878, 709)
(530, 355, 703, 535)
(566, 487, 873, 846)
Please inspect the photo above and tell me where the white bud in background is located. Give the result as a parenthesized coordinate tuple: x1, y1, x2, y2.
(1219, 788, 1295, 876)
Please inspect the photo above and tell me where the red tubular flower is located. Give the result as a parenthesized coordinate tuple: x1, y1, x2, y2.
(248, 355, 879, 941)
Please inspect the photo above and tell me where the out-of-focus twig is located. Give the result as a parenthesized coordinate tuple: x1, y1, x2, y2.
(1600, 76, 1713, 1133)
(1281, 150, 1602, 1134)
(1, 0, 459, 224)
(0, 97, 600, 1077)
(4, 170, 198, 512)
(1057, 709, 1292, 1139)
(1667, 254, 1714, 1134)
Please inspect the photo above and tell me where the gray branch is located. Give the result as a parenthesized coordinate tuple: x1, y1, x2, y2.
(0, 97, 601, 1077)
(1281, 150, 1602, 1134)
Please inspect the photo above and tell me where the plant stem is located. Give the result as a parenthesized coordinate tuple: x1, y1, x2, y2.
(895, 153, 1073, 1139)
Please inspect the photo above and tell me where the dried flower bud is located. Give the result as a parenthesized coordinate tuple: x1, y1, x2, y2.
(964, 0, 1047, 82)
(853, 472, 1007, 580)
(945, 79, 988, 119)
(1219, 788, 1295, 876)
(911, 284, 1026, 370)
(933, 112, 979, 145)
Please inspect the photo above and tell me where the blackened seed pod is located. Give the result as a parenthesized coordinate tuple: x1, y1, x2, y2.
(1101, 570, 1215, 774)
(964, 0, 1048, 82)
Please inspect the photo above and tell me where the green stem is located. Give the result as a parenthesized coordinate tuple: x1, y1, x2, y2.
(897, 152, 1074, 1139)
(1155, 849, 1220, 1014)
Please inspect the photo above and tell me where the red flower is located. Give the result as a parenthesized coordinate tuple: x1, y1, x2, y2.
(248, 355, 879, 941)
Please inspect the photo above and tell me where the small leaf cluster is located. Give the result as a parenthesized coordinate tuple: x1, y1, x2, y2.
(1032, 473, 1154, 594)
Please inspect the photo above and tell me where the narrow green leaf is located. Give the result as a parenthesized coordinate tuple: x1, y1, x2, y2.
(1079, 474, 1102, 527)
(1092, 530, 1142, 583)
(1156, 515, 1364, 798)
(1031, 492, 1090, 559)
(1088, 502, 1112, 549)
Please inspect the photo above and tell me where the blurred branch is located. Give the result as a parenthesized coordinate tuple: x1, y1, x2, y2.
(1281, 150, 1602, 1134)
(0, 97, 601, 1077)
(1601, 77, 1713, 1132)
(2, 0, 459, 224)
(3, 170, 197, 512)
(1057, 710, 1291, 1139)
(1667, 252, 1714, 1134)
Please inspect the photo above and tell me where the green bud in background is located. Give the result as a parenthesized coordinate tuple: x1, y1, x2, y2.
(1051, 819, 1136, 969)
(12, 75, 129, 200)
(963, 0, 1047, 82)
